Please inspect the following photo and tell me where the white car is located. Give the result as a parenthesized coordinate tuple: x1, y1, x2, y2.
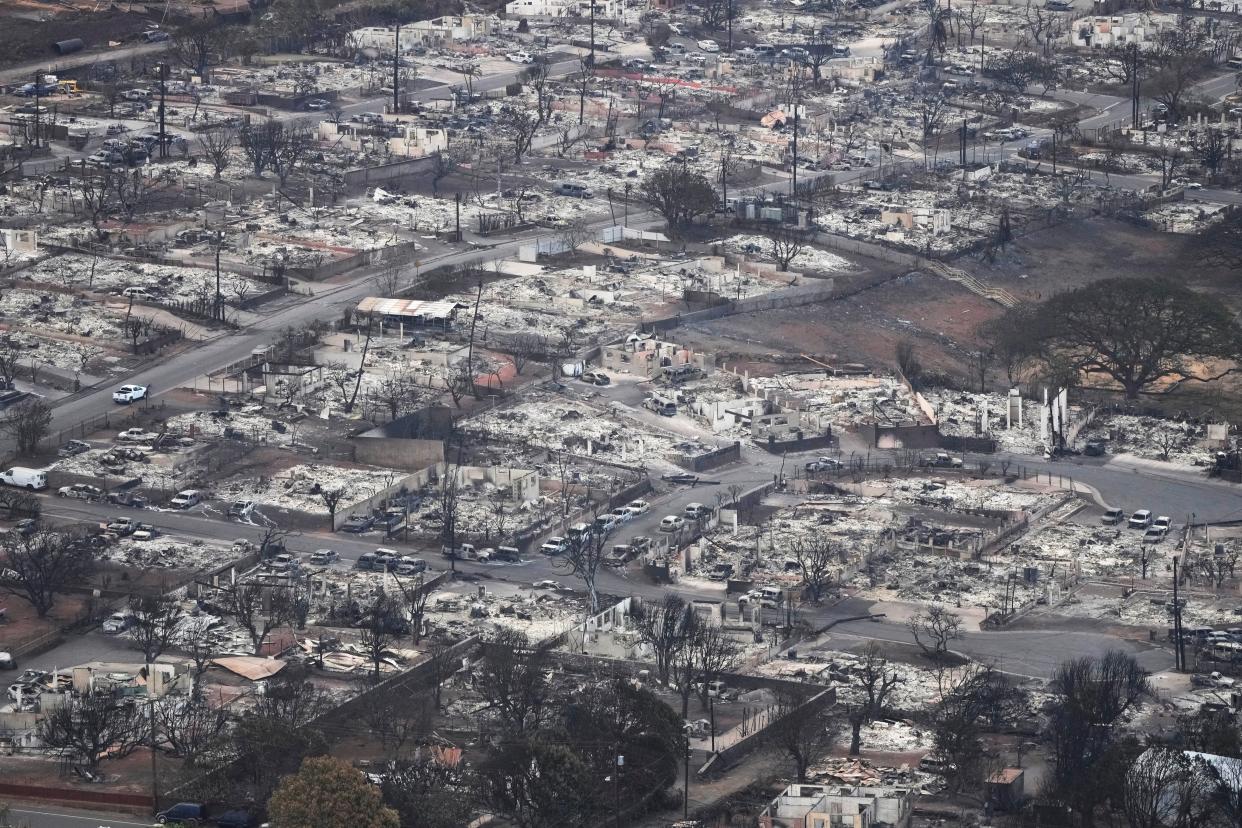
(533, 579, 561, 589)
(102, 612, 134, 634)
(169, 489, 202, 509)
(541, 536, 568, 555)
(116, 427, 159, 443)
(1128, 509, 1154, 529)
(610, 507, 633, 524)
(113, 384, 148, 404)
(506, 51, 534, 63)
(228, 500, 255, 519)
(626, 499, 651, 516)
(659, 515, 686, 532)
(697, 39, 720, 52)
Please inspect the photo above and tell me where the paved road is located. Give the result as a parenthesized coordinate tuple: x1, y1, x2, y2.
(4, 805, 153, 828)
(985, 451, 1242, 523)
(0, 42, 173, 85)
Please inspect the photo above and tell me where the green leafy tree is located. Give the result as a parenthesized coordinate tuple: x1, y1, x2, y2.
(1003, 277, 1242, 399)
(564, 679, 682, 801)
(479, 737, 596, 828)
(269, 756, 399, 828)
(640, 162, 718, 236)
(381, 755, 477, 828)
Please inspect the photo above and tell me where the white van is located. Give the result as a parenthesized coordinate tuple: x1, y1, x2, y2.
(0, 467, 46, 490)
(760, 586, 784, 608)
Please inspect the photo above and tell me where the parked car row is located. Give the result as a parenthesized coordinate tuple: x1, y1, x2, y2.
(1101, 508, 1172, 542)
(357, 548, 427, 574)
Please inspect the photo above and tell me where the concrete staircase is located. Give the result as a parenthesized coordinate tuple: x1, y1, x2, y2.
(923, 261, 1020, 308)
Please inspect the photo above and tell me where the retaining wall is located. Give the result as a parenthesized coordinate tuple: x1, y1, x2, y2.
(671, 441, 741, 472)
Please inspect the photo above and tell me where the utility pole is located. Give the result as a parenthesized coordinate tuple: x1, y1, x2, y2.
(454, 192, 461, 242)
(149, 697, 160, 814)
(157, 63, 168, 159)
(589, 0, 596, 68)
(683, 737, 690, 819)
(1131, 43, 1140, 130)
(393, 24, 401, 114)
(959, 118, 967, 168)
(214, 229, 223, 321)
(1172, 555, 1186, 672)
(613, 754, 623, 828)
(32, 71, 41, 151)
(790, 69, 801, 198)
(727, 0, 734, 52)
(709, 695, 716, 752)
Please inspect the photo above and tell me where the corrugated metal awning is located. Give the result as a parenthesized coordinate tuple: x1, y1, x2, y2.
(356, 297, 458, 319)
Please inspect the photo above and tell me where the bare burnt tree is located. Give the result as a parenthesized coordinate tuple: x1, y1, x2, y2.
(689, 620, 740, 709)
(359, 590, 404, 679)
(219, 581, 293, 655)
(907, 605, 963, 661)
(1121, 747, 1212, 828)
(0, 398, 52, 455)
(791, 536, 839, 602)
(508, 332, 546, 375)
(39, 696, 146, 770)
(631, 593, 690, 684)
(847, 642, 901, 755)
(1, 529, 95, 617)
(270, 124, 316, 186)
(766, 225, 809, 272)
(128, 594, 185, 664)
(522, 57, 555, 126)
(499, 106, 540, 163)
(392, 572, 431, 644)
(555, 509, 609, 615)
(154, 696, 229, 767)
(318, 488, 346, 528)
(474, 629, 551, 734)
(197, 126, 237, 178)
(172, 18, 232, 77)
(765, 687, 841, 782)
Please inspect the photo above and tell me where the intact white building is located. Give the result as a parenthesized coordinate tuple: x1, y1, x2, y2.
(1069, 13, 1173, 49)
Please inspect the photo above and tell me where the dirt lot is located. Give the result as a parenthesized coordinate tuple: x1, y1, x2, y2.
(673, 217, 1242, 419)
(0, 8, 155, 67)
(970, 216, 1241, 305)
(678, 269, 997, 379)
(0, 592, 90, 656)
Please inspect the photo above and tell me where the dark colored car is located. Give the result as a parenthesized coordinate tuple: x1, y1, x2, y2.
(342, 514, 375, 533)
(156, 802, 205, 824)
(214, 810, 255, 828)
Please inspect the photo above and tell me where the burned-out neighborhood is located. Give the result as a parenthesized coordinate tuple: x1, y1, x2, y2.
(0, 0, 1241, 826)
